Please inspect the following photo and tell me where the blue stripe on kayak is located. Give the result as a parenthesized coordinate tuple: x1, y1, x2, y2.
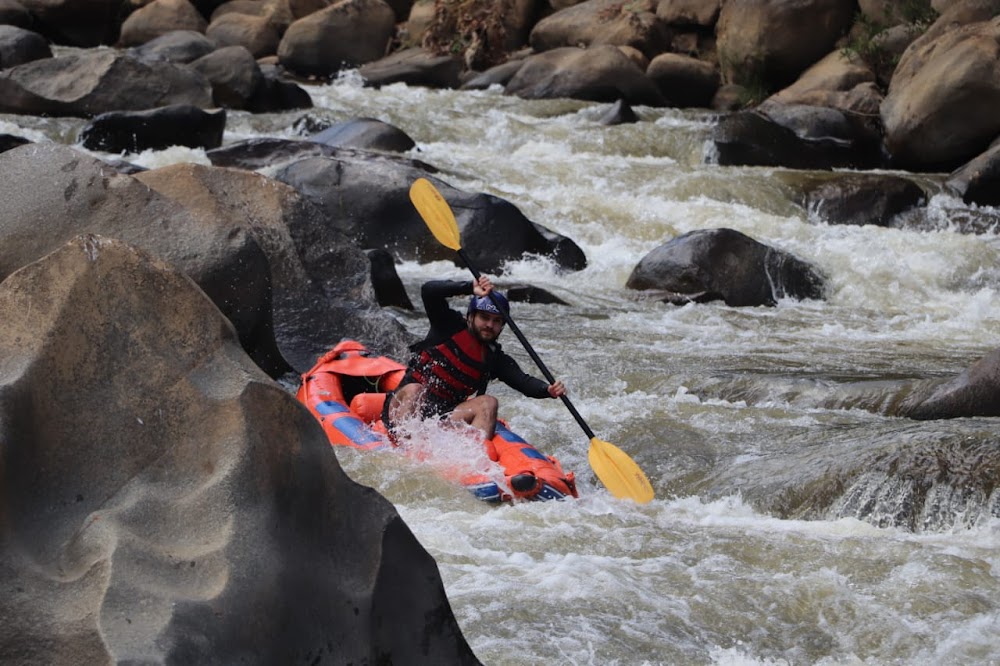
(535, 484, 567, 501)
(493, 421, 527, 444)
(518, 446, 549, 461)
(316, 401, 349, 415)
(334, 416, 382, 445)
(466, 482, 503, 503)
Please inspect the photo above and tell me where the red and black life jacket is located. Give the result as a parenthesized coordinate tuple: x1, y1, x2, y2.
(409, 328, 489, 408)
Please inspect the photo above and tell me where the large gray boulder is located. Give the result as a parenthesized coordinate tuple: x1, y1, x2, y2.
(529, 0, 670, 58)
(205, 9, 282, 58)
(0, 50, 212, 117)
(505, 45, 666, 106)
(713, 105, 883, 170)
(0, 144, 286, 376)
(716, 0, 856, 90)
(656, 0, 722, 26)
(0, 25, 51, 69)
(799, 173, 926, 227)
(896, 349, 1000, 420)
(17, 0, 120, 46)
(626, 228, 826, 306)
(946, 138, 1000, 206)
(768, 50, 881, 116)
(817, 348, 1000, 421)
(0, 0, 32, 29)
(309, 117, 417, 152)
(134, 161, 411, 373)
(881, 15, 1000, 170)
(272, 156, 588, 273)
(358, 47, 464, 89)
(277, 0, 396, 77)
(118, 0, 208, 47)
(647, 52, 720, 108)
(78, 104, 226, 153)
(189, 44, 264, 109)
(0, 235, 481, 665)
(126, 29, 220, 64)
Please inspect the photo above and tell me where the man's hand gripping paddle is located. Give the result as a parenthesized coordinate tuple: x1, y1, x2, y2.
(409, 177, 654, 504)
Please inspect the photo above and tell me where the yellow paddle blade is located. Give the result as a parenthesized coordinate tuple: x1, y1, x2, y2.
(588, 438, 654, 503)
(409, 178, 462, 251)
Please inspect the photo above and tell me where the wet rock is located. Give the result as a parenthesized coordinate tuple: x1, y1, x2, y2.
(367, 247, 414, 309)
(0, 133, 29, 152)
(597, 98, 638, 125)
(946, 137, 1000, 206)
(697, 422, 1000, 531)
(505, 284, 569, 305)
(207, 138, 434, 173)
(79, 105, 226, 153)
(358, 47, 464, 89)
(189, 44, 263, 109)
(208, 136, 333, 169)
(505, 45, 666, 107)
(896, 349, 1000, 420)
(626, 227, 826, 306)
(0, 235, 481, 665)
(244, 66, 313, 113)
(309, 117, 416, 152)
(800, 173, 926, 227)
(0, 25, 51, 69)
(712, 105, 882, 170)
(272, 156, 587, 273)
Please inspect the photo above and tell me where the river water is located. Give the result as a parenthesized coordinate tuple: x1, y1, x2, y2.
(7, 73, 1000, 664)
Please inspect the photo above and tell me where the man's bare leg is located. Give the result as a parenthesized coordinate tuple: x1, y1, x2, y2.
(386, 383, 425, 436)
(448, 395, 499, 439)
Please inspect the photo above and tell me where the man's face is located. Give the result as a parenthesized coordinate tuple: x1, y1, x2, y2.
(468, 311, 505, 342)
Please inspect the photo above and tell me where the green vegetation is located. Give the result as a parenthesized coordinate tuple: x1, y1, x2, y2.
(840, 2, 938, 87)
(899, 0, 938, 27)
(841, 13, 895, 80)
(718, 48, 771, 108)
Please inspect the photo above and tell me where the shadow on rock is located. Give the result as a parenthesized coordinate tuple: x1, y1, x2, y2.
(0, 235, 482, 665)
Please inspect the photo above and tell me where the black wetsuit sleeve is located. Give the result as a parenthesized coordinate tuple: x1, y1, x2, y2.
(420, 280, 472, 341)
(492, 351, 551, 399)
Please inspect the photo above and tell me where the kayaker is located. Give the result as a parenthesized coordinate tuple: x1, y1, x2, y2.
(383, 276, 565, 442)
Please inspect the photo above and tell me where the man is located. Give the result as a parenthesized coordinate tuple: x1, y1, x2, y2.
(384, 275, 565, 442)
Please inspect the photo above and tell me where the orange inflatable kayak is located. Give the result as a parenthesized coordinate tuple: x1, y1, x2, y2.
(297, 340, 578, 503)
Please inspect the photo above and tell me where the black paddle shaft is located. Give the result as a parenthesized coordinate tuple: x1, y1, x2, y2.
(459, 248, 597, 441)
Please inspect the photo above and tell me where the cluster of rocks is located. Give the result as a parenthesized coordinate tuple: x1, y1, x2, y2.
(2, 1, 998, 182)
(1, 2, 999, 658)
(0, 235, 482, 665)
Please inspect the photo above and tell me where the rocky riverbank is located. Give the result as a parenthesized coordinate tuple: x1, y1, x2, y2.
(2, 0, 999, 662)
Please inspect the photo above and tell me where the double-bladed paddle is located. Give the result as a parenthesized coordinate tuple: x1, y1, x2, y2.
(409, 177, 654, 504)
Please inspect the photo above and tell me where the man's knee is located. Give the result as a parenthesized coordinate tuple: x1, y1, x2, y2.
(472, 395, 498, 415)
(389, 383, 422, 417)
